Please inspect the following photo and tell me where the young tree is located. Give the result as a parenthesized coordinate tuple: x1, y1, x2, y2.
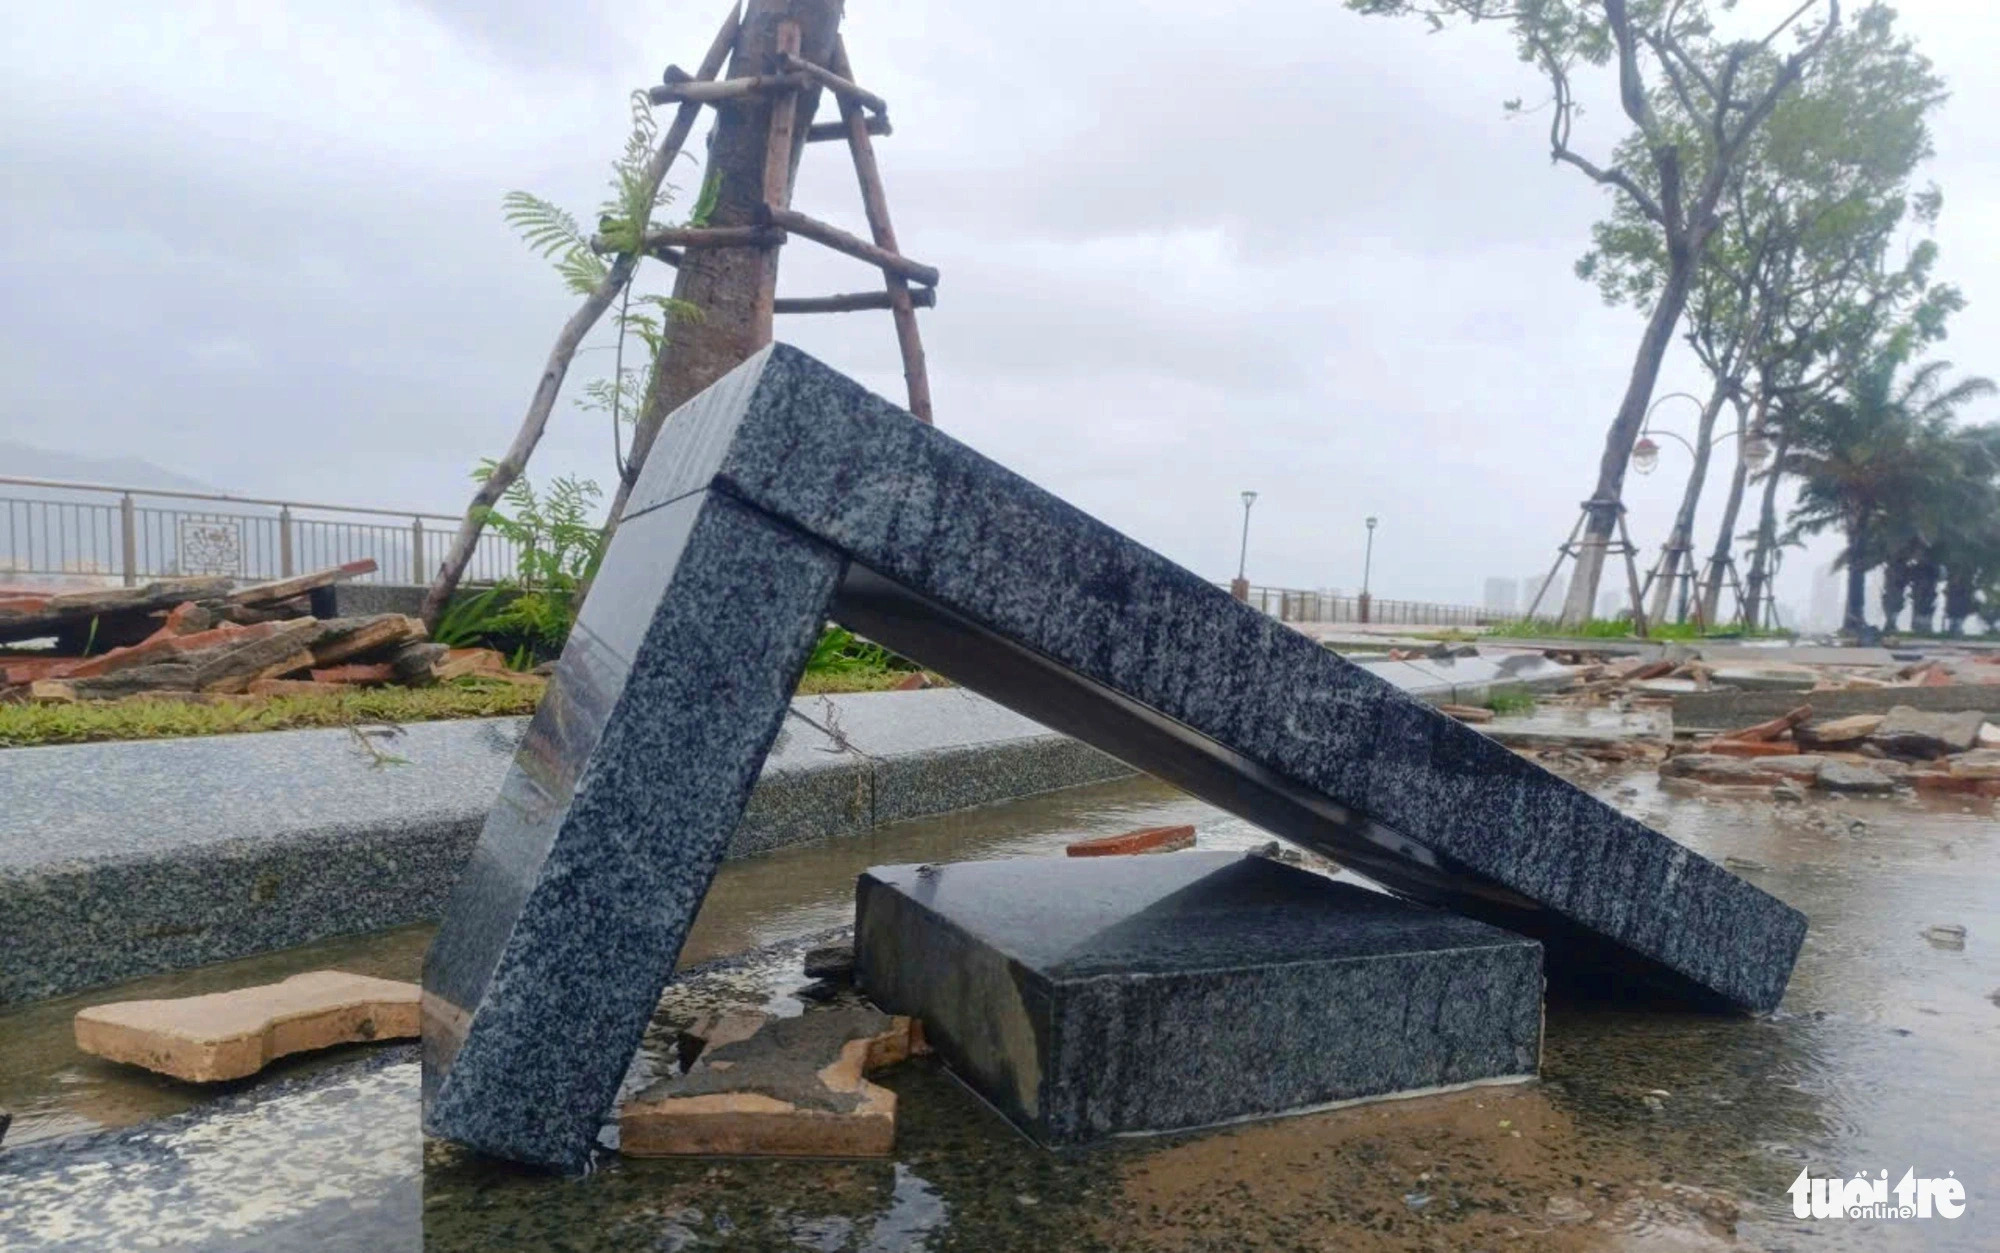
(1348, 0, 1839, 625)
(1570, 2, 1948, 628)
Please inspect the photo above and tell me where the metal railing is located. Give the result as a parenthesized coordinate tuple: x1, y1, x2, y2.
(1231, 584, 1492, 628)
(0, 476, 520, 587)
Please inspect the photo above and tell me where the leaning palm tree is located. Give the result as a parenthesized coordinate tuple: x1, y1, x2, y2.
(1782, 358, 1997, 633)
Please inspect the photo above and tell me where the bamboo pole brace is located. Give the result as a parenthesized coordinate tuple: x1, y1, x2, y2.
(830, 36, 933, 423)
(647, 72, 806, 105)
(775, 288, 936, 314)
(758, 205, 939, 286)
(780, 51, 887, 115)
(636, 224, 787, 250)
(806, 115, 890, 143)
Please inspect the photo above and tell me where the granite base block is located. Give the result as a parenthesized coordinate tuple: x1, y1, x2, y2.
(856, 853, 1543, 1145)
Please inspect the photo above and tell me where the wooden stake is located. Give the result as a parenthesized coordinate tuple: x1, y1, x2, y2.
(638, 225, 787, 250)
(419, 4, 742, 631)
(807, 115, 889, 143)
(781, 51, 888, 115)
(832, 37, 933, 423)
(751, 20, 804, 345)
(776, 288, 936, 314)
(760, 205, 938, 286)
(647, 72, 806, 105)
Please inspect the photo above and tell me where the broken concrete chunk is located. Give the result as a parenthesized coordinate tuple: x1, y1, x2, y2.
(620, 1009, 913, 1158)
(803, 943, 856, 982)
(1947, 749, 2000, 780)
(1794, 714, 1886, 751)
(73, 970, 419, 1082)
(1066, 824, 1197, 857)
(1659, 754, 1787, 786)
(1815, 760, 1896, 794)
(1870, 706, 1986, 760)
(1717, 704, 1813, 744)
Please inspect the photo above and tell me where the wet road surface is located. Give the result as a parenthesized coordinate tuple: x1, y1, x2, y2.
(1, 764, 1994, 1251)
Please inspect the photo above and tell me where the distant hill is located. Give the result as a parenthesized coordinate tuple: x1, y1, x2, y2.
(0, 439, 218, 494)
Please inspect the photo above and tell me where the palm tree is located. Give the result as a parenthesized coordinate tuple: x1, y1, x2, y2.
(1782, 358, 1997, 633)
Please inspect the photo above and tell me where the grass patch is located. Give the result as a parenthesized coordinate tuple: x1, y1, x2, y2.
(1, 668, 943, 748)
(0, 680, 547, 749)
(1483, 688, 1538, 716)
(1484, 616, 1792, 642)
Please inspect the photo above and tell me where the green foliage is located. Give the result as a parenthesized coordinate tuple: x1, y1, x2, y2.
(430, 586, 508, 649)
(803, 626, 914, 677)
(1483, 689, 1538, 716)
(464, 462, 609, 659)
(1486, 615, 1789, 641)
(1782, 355, 2000, 631)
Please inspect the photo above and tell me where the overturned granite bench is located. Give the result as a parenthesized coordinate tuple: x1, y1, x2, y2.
(421, 343, 1807, 1170)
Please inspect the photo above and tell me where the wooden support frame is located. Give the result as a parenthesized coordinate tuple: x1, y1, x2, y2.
(647, 72, 807, 106)
(806, 115, 889, 143)
(760, 206, 939, 286)
(829, 36, 932, 422)
(775, 287, 936, 314)
(781, 51, 888, 115)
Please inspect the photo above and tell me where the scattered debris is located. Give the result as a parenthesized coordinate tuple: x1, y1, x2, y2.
(72, 970, 419, 1082)
(1771, 780, 1807, 804)
(0, 562, 536, 705)
(1871, 707, 1986, 760)
(1066, 824, 1197, 857)
(1438, 703, 1495, 723)
(0, 1106, 9, 1146)
(620, 1009, 918, 1158)
(1816, 760, 1896, 795)
(1716, 704, 1813, 744)
(803, 943, 857, 982)
(1922, 924, 1968, 951)
(1794, 714, 1885, 750)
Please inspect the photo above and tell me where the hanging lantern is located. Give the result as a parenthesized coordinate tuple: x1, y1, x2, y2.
(1631, 436, 1660, 475)
(1742, 432, 1773, 472)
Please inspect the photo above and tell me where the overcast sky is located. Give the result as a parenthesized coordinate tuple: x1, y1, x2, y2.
(4, 0, 1997, 618)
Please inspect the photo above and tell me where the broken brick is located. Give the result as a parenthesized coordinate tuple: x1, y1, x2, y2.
(1067, 824, 1198, 857)
(73, 970, 419, 1082)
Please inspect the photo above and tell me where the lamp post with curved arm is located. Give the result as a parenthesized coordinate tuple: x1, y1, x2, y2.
(1630, 390, 1771, 625)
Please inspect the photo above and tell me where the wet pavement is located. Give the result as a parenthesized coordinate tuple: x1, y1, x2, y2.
(2, 767, 1995, 1251)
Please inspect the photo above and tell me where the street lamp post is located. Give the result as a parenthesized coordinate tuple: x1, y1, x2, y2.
(1230, 490, 1258, 602)
(1629, 393, 1773, 626)
(1360, 515, 1378, 623)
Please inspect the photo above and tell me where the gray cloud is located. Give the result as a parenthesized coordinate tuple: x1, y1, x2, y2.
(3, 0, 1997, 617)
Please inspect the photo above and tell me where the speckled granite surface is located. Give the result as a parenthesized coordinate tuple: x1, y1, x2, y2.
(662, 343, 1804, 1014)
(416, 342, 1802, 1169)
(857, 854, 1543, 1145)
(0, 692, 1129, 1008)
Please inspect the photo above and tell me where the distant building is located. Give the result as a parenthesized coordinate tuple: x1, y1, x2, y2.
(1806, 563, 1843, 632)
(1482, 577, 1518, 616)
(1521, 572, 1565, 618)
(1598, 589, 1626, 621)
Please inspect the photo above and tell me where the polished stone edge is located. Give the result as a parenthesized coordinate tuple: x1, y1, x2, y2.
(0, 712, 1136, 1008)
(855, 864, 1544, 1146)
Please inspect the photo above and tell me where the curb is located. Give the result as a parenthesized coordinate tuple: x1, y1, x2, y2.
(0, 689, 1131, 1005)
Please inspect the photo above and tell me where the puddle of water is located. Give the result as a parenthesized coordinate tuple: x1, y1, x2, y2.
(2, 770, 1996, 1251)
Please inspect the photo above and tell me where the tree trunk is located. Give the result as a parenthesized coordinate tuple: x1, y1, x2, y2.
(1841, 515, 1870, 634)
(1560, 251, 1697, 627)
(1879, 556, 1908, 632)
(1909, 557, 1939, 634)
(1699, 398, 1752, 623)
(598, 0, 844, 545)
(1645, 379, 1729, 625)
(1741, 433, 1788, 627)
